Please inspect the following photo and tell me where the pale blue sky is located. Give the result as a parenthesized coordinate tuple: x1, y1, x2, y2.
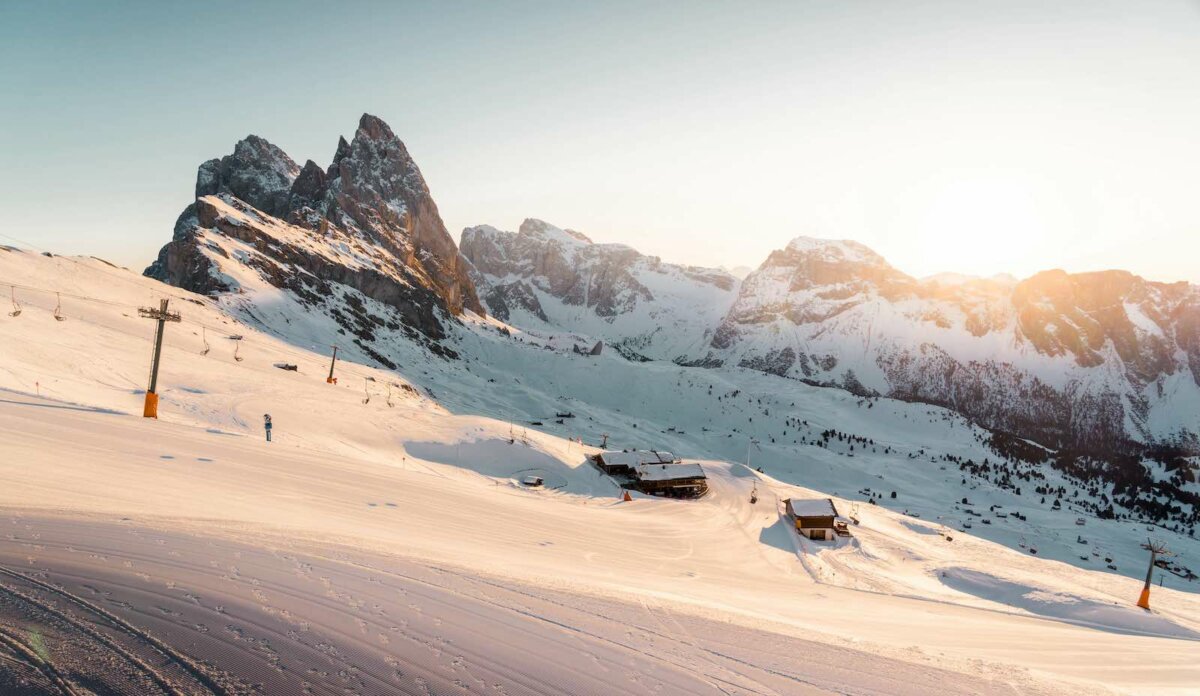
(3, 0, 1200, 282)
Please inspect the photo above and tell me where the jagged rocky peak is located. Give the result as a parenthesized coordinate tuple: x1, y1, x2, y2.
(289, 159, 328, 209)
(146, 113, 483, 347)
(325, 113, 481, 315)
(195, 134, 300, 218)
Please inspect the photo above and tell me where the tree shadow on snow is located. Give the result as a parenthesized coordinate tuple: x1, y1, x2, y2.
(940, 567, 1200, 641)
(0, 396, 124, 416)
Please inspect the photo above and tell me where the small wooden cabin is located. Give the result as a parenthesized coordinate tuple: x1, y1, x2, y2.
(785, 498, 845, 541)
(594, 449, 676, 476)
(633, 462, 708, 498)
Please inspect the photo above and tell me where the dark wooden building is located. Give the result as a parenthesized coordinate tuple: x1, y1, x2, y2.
(785, 498, 849, 540)
(633, 462, 708, 499)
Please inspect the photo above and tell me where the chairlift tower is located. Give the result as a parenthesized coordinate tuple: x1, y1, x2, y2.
(1138, 538, 1174, 610)
(138, 299, 181, 418)
(326, 345, 339, 384)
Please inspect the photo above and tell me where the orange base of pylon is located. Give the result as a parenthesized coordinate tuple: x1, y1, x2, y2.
(622, 490, 632, 502)
(326, 377, 337, 384)
(1137, 586, 1151, 610)
(143, 391, 159, 419)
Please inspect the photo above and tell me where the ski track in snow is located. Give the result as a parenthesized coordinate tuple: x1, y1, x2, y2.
(0, 514, 1064, 696)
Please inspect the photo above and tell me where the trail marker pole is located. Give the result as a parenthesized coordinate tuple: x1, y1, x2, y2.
(326, 345, 339, 384)
(138, 299, 181, 418)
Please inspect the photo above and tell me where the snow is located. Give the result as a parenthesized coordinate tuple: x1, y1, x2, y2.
(601, 449, 676, 467)
(785, 236, 885, 264)
(1, 248, 1199, 693)
(788, 498, 839, 517)
(634, 462, 705, 481)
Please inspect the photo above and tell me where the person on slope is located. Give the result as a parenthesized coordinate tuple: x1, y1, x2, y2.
(263, 413, 273, 442)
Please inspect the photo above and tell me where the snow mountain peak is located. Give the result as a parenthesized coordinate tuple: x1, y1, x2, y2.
(783, 235, 890, 266)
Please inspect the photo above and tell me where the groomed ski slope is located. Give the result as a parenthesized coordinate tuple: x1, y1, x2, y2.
(0, 248, 1198, 694)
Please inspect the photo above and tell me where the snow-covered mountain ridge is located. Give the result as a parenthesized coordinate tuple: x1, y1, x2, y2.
(466, 223, 1200, 454)
(461, 218, 738, 359)
(704, 236, 1200, 454)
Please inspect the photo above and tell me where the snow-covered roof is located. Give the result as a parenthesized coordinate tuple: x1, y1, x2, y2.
(599, 450, 676, 467)
(788, 498, 838, 518)
(634, 462, 706, 482)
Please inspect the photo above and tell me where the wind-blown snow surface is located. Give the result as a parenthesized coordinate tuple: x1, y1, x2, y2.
(1, 248, 1199, 694)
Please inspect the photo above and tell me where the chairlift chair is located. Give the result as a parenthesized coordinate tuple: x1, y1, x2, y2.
(200, 327, 211, 356)
(226, 335, 244, 361)
(53, 292, 65, 321)
(7, 287, 20, 317)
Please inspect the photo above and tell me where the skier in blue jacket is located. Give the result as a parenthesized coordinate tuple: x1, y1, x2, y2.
(264, 413, 273, 442)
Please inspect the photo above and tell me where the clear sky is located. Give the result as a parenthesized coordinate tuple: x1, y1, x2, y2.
(3, 0, 1200, 282)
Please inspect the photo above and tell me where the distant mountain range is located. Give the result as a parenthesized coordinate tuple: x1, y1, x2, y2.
(147, 114, 1200, 456)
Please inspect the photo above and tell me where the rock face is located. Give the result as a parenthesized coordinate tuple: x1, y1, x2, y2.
(147, 114, 483, 345)
(460, 219, 739, 359)
(704, 237, 1200, 453)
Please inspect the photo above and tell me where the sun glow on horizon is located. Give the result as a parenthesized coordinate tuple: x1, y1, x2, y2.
(894, 174, 1081, 281)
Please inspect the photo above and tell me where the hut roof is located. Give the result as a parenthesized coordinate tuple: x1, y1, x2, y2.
(788, 498, 839, 518)
(634, 462, 706, 482)
(600, 450, 676, 467)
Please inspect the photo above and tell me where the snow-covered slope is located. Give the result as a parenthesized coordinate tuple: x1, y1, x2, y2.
(461, 219, 738, 359)
(3, 246, 1200, 693)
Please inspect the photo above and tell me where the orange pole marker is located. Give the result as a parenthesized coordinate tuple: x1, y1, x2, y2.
(143, 391, 159, 419)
